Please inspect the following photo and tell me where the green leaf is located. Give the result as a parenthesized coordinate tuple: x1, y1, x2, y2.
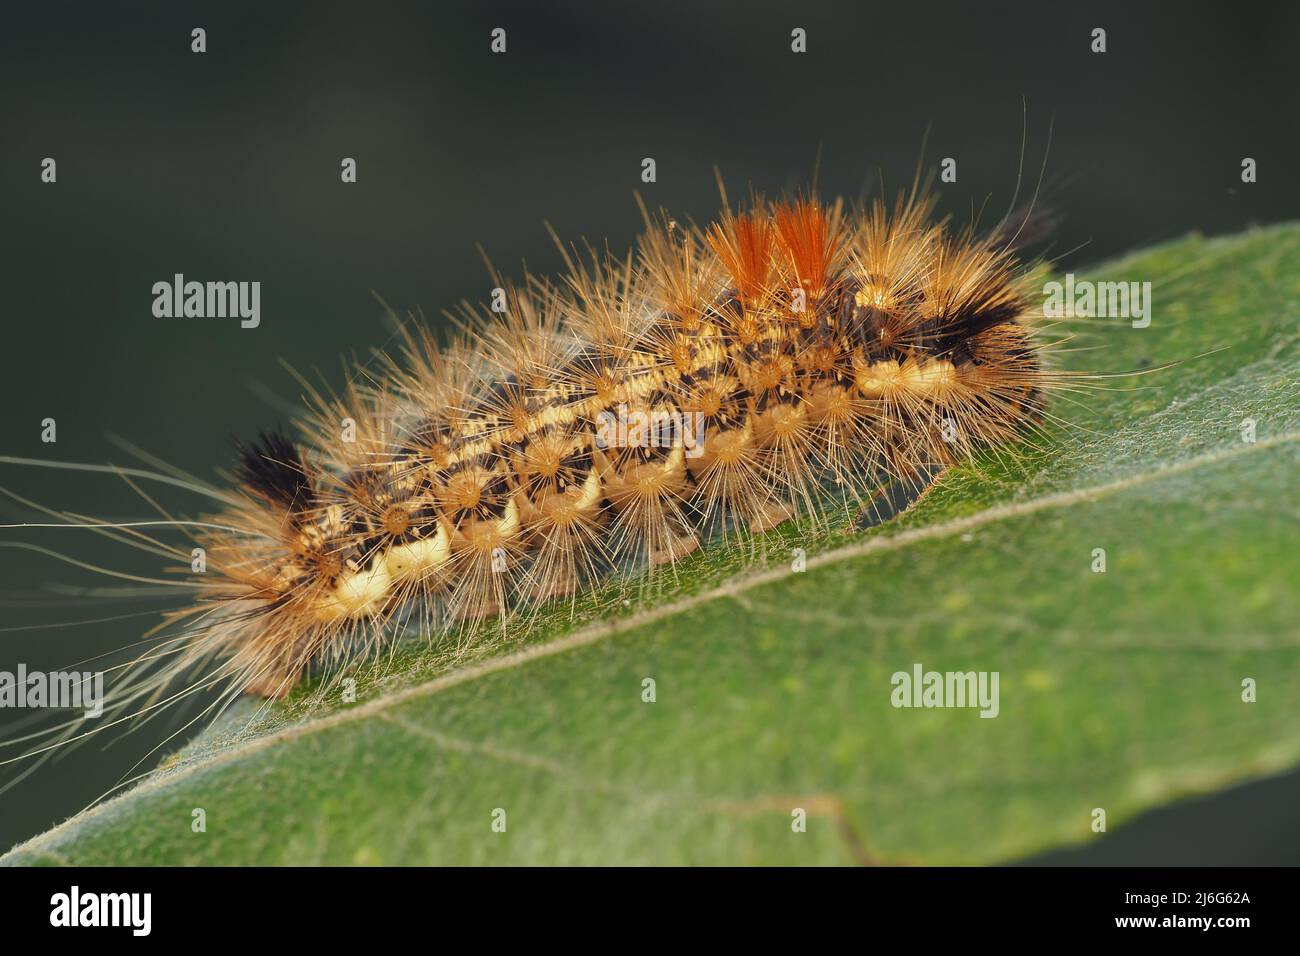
(5, 224, 1299, 866)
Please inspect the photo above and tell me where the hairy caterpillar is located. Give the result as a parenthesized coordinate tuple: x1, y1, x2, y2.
(4, 182, 1071, 764)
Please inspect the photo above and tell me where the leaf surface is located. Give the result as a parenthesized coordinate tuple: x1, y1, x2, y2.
(6, 225, 1299, 865)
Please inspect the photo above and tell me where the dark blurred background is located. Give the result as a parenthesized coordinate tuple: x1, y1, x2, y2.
(1, 0, 1298, 860)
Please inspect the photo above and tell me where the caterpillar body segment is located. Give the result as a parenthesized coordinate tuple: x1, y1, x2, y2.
(185, 192, 1053, 697)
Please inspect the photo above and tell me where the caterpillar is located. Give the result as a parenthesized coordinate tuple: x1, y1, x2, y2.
(4, 182, 1069, 754)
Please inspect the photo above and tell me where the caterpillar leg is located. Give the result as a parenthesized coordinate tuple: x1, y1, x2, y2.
(747, 499, 794, 533)
(648, 528, 701, 566)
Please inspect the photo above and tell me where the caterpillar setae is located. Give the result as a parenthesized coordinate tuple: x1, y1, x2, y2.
(4, 180, 1073, 759)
